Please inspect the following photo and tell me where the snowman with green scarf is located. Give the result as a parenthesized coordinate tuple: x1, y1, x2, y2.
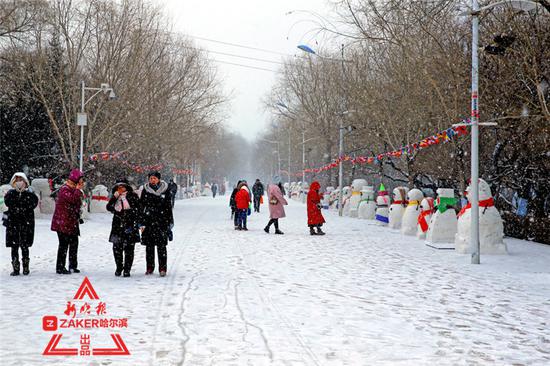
(426, 188, 458, 249)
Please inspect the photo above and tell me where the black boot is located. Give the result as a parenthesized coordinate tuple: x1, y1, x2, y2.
(10, 260, 20, 276)
(310, 227, 317, 236)
(275, 229, 284, 235)
(316, 227, 326, 236)
(264, 226, 270, 233)
(22, 258, 30, 275)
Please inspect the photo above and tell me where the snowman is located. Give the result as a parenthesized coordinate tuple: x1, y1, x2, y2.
(342, 186, 352, 216)
(349, 179, 367, 218)
(416, 197, 435, 239)
(0, 184, 11, 212)
(455, 179, 507, 254)
(375, 184, 390, 225)
(30, 178, 56, 214)
(388, 186, 409, 229)
(358, 186, 376, 220)
(426, 188, 458, 249)
(401, 188, 424, 236)
(202, 182, 212, 197)
(322, 186, 334, 209)
(300, 182, 309, 203)
(329, 188, 340, 210)
(90, 184, 109, 213)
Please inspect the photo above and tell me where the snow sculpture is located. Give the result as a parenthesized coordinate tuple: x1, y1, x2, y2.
(416, 197, 434, 239)
(90, 185, 109, 213)
(375, 184, 390, 225)
(426, 188, 458, 249)
(401, 188, 424, 236)
(342, 186, 352, 216)
(30, 178, 55, 214)
(455, 179, 507, 254)
(322, 186, 334, 209)
(388, 187, 409, 229)
(202, 183, 212, 197)
(329, 188, 340, 210)
(0, 184, 11, 212)
(300, 182, 309, 203)
(358, 186, 376, 220)
(349, 179, 367, 218)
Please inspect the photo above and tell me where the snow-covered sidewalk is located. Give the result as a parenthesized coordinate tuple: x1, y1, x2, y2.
(1, 197, 549, 365)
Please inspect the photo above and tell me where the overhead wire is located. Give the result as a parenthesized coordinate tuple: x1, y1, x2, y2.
(211, 59, 279, 73)
(182, 45, 285, 65)
(188, 34, 295, 57)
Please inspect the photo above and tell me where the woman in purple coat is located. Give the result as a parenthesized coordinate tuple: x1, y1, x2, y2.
(51, 169, 84, 274)
(264, 178, 288, 235)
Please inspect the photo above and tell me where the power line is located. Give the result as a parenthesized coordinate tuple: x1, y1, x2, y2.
(182, 45, 285, 65)
(189, 35, 294, 57)
(212, 59, 278, 73)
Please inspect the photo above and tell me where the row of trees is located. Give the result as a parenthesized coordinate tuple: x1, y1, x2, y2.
(0, 0, 237, 186)
(255, 0, 549, 243)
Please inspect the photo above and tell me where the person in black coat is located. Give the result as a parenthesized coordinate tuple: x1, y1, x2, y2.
(167, 178, 178, 208)
(229, 180, 242, 226)
(4, 173, 39, 276)
(138, 171, 174, 277)
(252, 179, 265, 213)
(106, 178, 141, 277)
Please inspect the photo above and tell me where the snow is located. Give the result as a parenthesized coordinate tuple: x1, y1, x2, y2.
(1, 197, 549, 365)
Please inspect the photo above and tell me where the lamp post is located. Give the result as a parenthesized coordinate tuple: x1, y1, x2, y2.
(261, 138, 281, 175)
(78, 81, 116, 171)
(460, 0, 542, 264)
(297, 43, 349, 216)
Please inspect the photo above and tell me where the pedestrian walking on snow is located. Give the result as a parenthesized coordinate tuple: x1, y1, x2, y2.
(106, 178, 141, 277)
(229, 180, 242, 223)
(167, 178, 178, 208)
(4, 172, 39, 276)
(264, 178, 287, 234)
(307, 181, 326, 235)
(212, 183, 218, 198)
(51, 169, 85, 274)
(139, 171, 174, 277)
(235, 181, 250, 230)
(252, 178, 264, 213)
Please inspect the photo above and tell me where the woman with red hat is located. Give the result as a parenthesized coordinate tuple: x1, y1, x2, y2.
(51, 169, 85, 274)
(307, 181, 326, 235)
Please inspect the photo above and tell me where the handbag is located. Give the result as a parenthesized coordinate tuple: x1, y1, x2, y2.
(260, 195, 264, 204)
(269, 197, 278, 205)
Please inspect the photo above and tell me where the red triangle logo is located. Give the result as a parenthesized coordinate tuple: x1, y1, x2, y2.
(92, 334, 130, 355)
(73, 277, 100, 300)
(42, 334, 78, 356)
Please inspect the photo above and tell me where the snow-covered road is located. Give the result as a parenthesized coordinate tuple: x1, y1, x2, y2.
(1, 196, 549, 365)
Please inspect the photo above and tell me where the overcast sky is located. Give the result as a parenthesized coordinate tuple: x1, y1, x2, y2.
(159, 0, 334, 141)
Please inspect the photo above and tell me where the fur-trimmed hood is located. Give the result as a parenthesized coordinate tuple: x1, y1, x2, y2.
(143, 180, 168, 196)
(9, 172, 30, 188)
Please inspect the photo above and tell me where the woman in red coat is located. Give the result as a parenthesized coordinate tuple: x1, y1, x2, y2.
(307, 181, 326, 235)
(234, 182, 251, 231)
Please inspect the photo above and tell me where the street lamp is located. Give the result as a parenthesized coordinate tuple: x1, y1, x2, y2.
(260, 138, 281, 175)
(297, 43, 349, 216)
(78, 81, 116, 171)
(460, 0, 543, 264)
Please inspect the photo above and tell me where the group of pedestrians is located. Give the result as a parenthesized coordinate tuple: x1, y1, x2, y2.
(3, 169, 174, 277)
(228, 177, 326, 236)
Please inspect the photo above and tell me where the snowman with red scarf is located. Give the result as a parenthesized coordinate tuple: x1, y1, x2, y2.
(388, 186, 409, 229)
(416, 197, 434, 239)
(455, 179, 507, 254)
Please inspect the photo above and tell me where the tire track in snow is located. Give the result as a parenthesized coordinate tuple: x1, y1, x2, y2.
(177, 271, 201, 366)
(149, 203, 210, 366)
(234, 235, 322, 366)
(234, 281, 273, 358)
